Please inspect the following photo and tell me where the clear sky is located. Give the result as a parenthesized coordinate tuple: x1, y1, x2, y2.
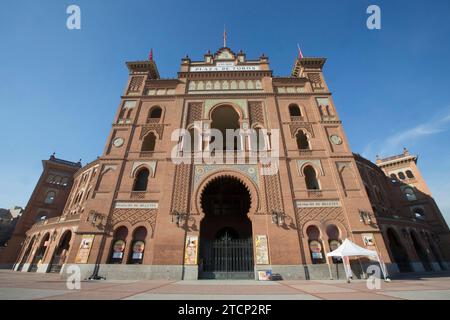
(1, 0, 449, 224)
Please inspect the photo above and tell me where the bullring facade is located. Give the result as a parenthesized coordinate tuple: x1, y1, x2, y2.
(1, 46, 448, 280)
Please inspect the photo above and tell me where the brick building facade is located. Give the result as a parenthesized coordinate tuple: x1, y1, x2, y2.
(0, 46, 448, 280)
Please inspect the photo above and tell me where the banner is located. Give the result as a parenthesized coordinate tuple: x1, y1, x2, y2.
(255, 235, 270, 265)
(184, 235, 198, 265)
(75, 234, 95, 264)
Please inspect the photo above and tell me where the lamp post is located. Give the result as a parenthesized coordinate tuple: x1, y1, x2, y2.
(172, 211, 192, 229)
(171, 211, 196, 280)
(271, 210, 286, 227)
(87, 211, 109, 281)
(359, 210, 373, 225)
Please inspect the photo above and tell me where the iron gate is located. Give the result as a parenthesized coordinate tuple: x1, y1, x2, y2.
(200, 237, 254, 279)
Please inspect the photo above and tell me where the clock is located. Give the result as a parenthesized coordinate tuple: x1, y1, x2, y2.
(113, 138, 124, 148)
(330, 135, 342, 145)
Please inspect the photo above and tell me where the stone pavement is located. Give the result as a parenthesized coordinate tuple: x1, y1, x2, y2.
(1, 270, 450, 300)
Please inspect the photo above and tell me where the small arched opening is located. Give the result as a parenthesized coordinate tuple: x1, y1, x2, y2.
(48, 231, 72, 273)
(29, 233, 50, 272)
(128, 226, 148, 264)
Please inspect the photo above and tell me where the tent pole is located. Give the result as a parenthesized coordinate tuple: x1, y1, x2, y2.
(357, 257, 366, 279)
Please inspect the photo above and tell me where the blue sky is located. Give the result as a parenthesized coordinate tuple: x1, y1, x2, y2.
(1, 0, 449, 224)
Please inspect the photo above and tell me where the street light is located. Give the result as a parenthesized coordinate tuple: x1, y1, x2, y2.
(271, 210, 286, 226)
(359, 210, 373, 224)
(172, 211, 190, 227)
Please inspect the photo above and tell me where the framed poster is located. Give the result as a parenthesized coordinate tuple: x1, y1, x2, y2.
(184, 235, 198, 265)
(362, 233, 378, 261)
(132, 241, 145, 260)
(362, 233, 375, 247)
(255, 235, 269, 265)
(75, 235, 95, 264)
(309, 240, 323, 262)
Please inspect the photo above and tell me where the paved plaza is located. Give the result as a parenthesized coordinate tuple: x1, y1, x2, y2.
(0, 270, 450, 300)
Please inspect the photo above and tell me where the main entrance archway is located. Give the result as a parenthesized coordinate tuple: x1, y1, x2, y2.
(198, 176, 254, 279)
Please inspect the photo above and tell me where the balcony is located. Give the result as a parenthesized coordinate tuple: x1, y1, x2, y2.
(139, 151, 155, 158)
(290, 116, 306, 122)
(130, 191, 146, 199)
(307, 190, 323, 198)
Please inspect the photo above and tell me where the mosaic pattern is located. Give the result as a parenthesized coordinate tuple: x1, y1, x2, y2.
(194, 164, 259, 187)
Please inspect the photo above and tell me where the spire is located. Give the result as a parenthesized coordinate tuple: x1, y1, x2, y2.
(149, 48, 153, 61)
(223, 25, 227, 48)
(297, 43, 304, 59)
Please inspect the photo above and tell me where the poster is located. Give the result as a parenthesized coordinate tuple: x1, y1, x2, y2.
(362, 233, 375, 247)
(309, 240, 323, 261)
(75, 234, 95, 264)
(255, 235, 269, 265)
(184, 235, 198, 265)
(132, 241, 145, 260)
(362, 233, 379, 261)
(112, 240, 126, 259)
(258, 270, 272, 281)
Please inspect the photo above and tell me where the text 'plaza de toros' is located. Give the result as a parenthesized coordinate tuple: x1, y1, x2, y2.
(1, 45, 449, 280)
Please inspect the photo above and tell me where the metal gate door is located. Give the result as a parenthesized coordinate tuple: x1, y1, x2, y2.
(200, 237, 254, 279)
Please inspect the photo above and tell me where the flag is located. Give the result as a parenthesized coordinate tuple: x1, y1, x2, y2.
(223, 26, 227, 47)
(149, 49, 153, 61)
(297, 44, 304, 59)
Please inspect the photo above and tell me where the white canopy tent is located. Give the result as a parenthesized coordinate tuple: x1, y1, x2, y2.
(327, 239, 390, 282)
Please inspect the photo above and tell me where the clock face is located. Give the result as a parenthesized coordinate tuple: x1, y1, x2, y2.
(330, 135, 342, 145)
(113, 138, 124, 147)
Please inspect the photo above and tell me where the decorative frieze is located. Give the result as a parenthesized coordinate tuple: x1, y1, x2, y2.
(194, 164, 259, 187)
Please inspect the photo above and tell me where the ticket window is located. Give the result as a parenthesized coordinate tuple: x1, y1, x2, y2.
(109, 226, 128, 264)
(327, 224, 342, 264)
(128, 227, 147, 264)
(307, 226, 325, 264)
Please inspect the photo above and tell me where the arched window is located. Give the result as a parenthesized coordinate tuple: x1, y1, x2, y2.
(128, 226, 148, 264)
(390, 174, 398, 183)
(210, 106, 240, 150)
(149, 106, 162, 119)
(307, 225, 325, 264)
(296, 131, 310, 150)
(289, 104, 301, 117)
(44, 191, 56, 204)
(133, 168, 150, 191)
(36, 212, 47, 222)
(183, 127, 200, 153)
(119, 108, 127, 120)
(109, 226, 128, 264)
(141, 132, 156, 152)
(398, 172, 406, 180)
(326, 224, 342, 263)
(126, 108, 133, 120)
(406, 170, 414, 179)
(413, 208, 425, 220)
(304, 166, 320, 190)
(251, 127, 266, 151)
(403, 187, 416, 201)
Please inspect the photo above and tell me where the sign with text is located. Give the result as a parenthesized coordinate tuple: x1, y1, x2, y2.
(115, 202, 158, 209)
(190, 64, 260, 72)
(296, 200, 341, 208)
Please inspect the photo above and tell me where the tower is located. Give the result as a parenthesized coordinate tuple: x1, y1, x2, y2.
(0, 155, 80, 269)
